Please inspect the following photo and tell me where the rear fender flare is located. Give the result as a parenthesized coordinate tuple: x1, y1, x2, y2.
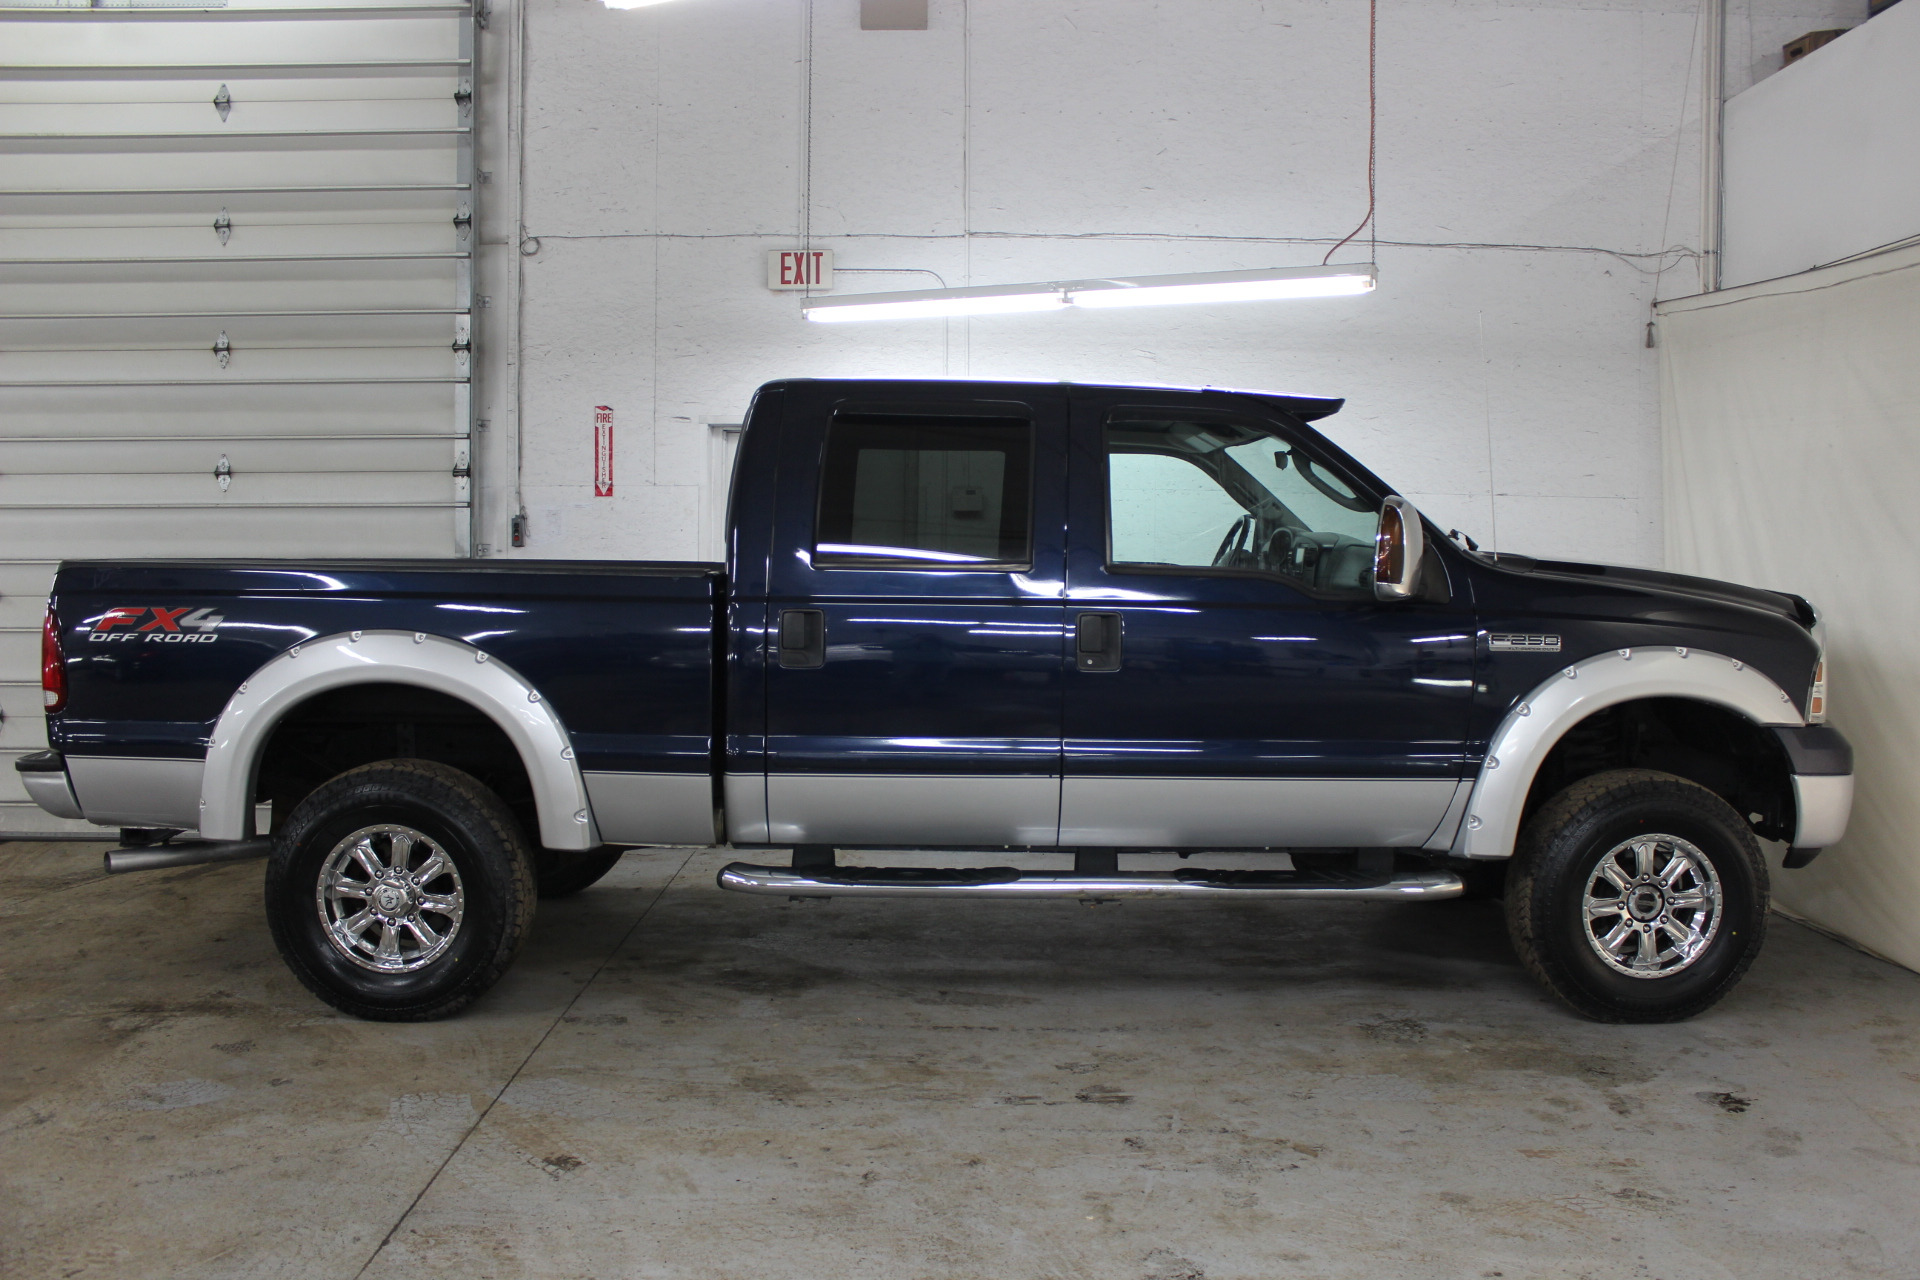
(1455, 646, 1801, 859)
(200, 630, 599, 849)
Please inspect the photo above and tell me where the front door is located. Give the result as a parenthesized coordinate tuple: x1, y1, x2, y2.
(762, 386, 1068, 848)
(1060, 392, 1476, 848)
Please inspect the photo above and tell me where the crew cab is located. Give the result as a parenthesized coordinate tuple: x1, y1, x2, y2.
(19, 379, 1853, 1023)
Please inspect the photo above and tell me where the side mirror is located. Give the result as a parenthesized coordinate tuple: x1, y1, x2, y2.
(1373, 494, 1426, 601)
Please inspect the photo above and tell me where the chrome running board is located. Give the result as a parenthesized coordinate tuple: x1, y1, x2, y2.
(716, 863, 1463, 901)
(104, 838, 272, 876)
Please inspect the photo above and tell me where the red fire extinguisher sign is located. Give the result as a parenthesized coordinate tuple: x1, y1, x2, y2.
(593, 406, 614, 497)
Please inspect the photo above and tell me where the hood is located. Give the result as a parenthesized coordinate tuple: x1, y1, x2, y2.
(1486, 553, 1816, 630)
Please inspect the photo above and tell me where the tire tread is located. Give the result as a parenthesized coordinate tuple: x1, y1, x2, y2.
(266, 759, 536, 1022)
(1506, 768, 1768, 1023)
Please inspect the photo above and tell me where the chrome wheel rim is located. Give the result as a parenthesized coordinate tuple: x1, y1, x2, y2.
(1581, 834, 1722, 979)
(315, 824, 464, 973)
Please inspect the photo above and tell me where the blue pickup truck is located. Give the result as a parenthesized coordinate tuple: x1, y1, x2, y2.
(19, 379, 1852, 1024)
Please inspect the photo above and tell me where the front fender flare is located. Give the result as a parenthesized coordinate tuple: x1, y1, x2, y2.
(200, 630, 600, 850)
(1455, 646, 1802, 859)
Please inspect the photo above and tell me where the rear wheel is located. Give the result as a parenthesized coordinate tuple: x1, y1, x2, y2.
(1507, 769, 1767, 1023)
(265, 759, 535, 1021)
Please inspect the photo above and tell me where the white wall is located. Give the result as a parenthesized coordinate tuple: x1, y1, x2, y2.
(1660, 242, 1920, 973)
(493, 0, 1839, 567)
(1722, 0, 1920, 288)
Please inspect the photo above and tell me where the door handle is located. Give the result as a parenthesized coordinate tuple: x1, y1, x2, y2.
(778, 609, 825, 669)
(1075, 612, 1122, 672)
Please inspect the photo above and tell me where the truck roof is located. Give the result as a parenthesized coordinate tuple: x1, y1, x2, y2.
(756, 378, 1346, 423)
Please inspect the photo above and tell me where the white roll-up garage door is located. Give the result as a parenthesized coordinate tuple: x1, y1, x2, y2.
(1, 0, 482, 835)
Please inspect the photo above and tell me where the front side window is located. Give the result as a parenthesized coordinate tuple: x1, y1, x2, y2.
(816, 413, 1032, 566)
(1106, 413, 1378, 596)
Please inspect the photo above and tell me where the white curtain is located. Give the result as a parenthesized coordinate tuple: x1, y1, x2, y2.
(1660, 243, 1920, 973)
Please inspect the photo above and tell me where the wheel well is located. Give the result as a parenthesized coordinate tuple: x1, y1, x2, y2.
(254, 683, 538, 839)
(1520, 697, 1794, 842)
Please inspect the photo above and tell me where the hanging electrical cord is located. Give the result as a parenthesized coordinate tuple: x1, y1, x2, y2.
(1647, 0, 1706, 345)
(1322, 0, 1377, 266)
(800, 0, 815, 278)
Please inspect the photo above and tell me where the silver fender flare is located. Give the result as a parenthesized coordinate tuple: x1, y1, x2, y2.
(1454, 646, 1802, 859)
(200, 630, 600, 850)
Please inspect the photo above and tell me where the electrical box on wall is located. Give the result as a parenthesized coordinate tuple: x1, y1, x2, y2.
(861, 0, 928, 30)
(1783, 29, 1849, 63)
(768, 249, 834, 291)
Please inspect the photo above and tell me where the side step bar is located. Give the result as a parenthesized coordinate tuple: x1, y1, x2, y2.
(105, 838, 273, 876)
(717, 863, 1463, 901)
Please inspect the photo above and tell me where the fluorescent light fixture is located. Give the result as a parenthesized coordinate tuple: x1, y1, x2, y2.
(802, 264, 1375, 323)
(1070, 266, 1376, 308)
(600, 0, 680, 8)
(806, 283, 1070, 323)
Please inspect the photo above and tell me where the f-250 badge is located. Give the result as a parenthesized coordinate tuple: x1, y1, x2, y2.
(1489, 632, 1561, 653)
(87, 606, 225, 644)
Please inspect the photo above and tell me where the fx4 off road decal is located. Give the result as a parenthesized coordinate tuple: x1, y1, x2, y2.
(88, 606, 225, 644)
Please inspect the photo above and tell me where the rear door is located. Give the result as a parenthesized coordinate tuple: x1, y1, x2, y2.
(1060, 389, 1476, 848)
(761, 385, 1068, 848)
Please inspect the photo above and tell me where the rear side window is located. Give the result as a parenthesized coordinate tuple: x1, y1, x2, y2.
(815, 413, 1033, 567)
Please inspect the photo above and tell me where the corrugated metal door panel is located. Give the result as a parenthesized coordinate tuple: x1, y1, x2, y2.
(0, 98, 460, 133)
(0, 633, 39, 681)
(0, 508, 462, 560)
(0, 687, 52, 752)
(4, 16, 464, 66)
(4, 437, 456, 474)
(0, 348, 465, 382)
(0, 564, 56, 630)
(0, 1, 480, 835)
(0, 188, 466, 217)
(0, 73, 462, 109)
(0, 220, 464, 260)
(0, 382, 459, 436)
(1, 472, 460, 505)
(5, 147, 460, 186)
(0, 264, 464, 313)
(0, 314, 461, 348)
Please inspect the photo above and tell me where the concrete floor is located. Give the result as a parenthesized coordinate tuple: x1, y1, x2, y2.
(2, 841, 1918, 1280)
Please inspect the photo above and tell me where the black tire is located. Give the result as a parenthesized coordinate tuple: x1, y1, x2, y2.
(533, 846, 625, 898)
(265, 759, 536, 1021)
(1507, 768, 1768, 1023)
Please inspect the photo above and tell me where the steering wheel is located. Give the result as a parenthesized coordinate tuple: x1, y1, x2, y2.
(1211, 515, 1252, 567)
(1262, 525, 1298, 574)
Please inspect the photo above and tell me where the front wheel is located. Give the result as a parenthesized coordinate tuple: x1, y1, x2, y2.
(533, 846, 625, 898)
(1506, 769, 1768, 1023)
(265, 759, 536, 1021)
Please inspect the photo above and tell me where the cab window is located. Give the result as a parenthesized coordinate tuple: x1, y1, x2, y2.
(1106, 412, 1377, 596)
(816, 413, 1033, 567)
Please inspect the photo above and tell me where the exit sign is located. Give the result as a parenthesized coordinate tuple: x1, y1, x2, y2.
(768, 249, 833, 291)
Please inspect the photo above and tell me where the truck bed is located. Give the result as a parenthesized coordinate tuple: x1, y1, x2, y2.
(51, 557, 722, 791)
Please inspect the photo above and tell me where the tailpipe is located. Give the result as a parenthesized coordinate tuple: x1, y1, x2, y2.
(104, 838, 273, 876)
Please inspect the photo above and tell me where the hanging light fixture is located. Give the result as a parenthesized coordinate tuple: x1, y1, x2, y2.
(802, 264, 1375, 323)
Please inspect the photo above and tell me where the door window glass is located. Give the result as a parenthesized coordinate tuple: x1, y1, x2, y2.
(816, 413, 1032, 566)
(1106, 413, 1378, 596)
